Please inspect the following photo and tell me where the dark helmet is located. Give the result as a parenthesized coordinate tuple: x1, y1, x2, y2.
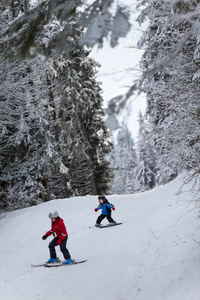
(98, 195, 105, 202)
(98, 195, 109, 204)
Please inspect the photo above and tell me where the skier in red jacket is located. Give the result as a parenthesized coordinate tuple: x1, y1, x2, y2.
(42, 211, 73, 264)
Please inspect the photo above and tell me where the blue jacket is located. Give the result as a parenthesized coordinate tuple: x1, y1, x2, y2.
(97, 203, 113, 215)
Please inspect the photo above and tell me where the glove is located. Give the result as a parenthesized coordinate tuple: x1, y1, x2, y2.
(112, 207, 115, 211)
(42, 235, 48, 240)
(94, 208, 98, 212)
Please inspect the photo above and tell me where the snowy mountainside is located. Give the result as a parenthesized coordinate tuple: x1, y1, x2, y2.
(0, 173, 199, 300)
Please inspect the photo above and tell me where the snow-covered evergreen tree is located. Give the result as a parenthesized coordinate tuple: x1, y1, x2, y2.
(136, 0, 200, 189)
(110, 125, 137, 194)
(46, 25, 113, 196)
(135, 112, 156, 192)
(0, 3, 60, 210)
(0, 0, 131, 60)
(0, 5, 113, 211)
(0, 60, 60, 210)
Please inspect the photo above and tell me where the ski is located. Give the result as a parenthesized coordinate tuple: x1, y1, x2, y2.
(31, 263, 51, 267)
(44, 259, 87, 267)
(89, 222, 122, 229)
(99, 222, 122, 228)
(31, 259, 87, 268)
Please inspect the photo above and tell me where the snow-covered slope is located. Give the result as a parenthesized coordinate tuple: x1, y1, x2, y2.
(0, 174, 199, 300)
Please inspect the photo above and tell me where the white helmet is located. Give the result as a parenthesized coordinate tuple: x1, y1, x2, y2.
(49, 211, 59, 218)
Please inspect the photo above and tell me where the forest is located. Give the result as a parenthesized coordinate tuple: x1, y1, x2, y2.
(1, 0, 200, 211)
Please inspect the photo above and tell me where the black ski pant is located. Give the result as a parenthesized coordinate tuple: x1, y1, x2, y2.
(96, 213, 115, 225)
(49, 237, 71, 260)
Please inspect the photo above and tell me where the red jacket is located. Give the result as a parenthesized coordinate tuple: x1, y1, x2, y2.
(45, 217, 68, 245)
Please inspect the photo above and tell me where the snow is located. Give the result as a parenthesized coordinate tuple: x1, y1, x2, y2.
(0, 173, 200, 300)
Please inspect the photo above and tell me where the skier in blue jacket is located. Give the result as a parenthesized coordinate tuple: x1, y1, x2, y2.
(94, 196, 116, 227)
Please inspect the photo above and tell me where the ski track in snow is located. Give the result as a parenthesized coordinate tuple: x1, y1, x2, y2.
(0, 173, 200, 300)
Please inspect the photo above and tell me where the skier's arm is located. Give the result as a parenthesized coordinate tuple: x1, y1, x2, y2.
(45, 229, 53, 237)
(107, 204, 115, 210)
(94, 205, 101, 211)
(42, 229, 53, 240)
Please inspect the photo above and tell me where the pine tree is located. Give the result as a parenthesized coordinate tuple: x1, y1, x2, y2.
(135, 112, 156, 191)
(0, 3, 59, 210)
(0, 60, 59, 210)
(110, 125, 137, 194)
(0, 0, 131, 60)
(0, 1, 115, 211)
(46, 25, 113, 196)
(136, 0, 200, 187)
(0, 19, 114, 211)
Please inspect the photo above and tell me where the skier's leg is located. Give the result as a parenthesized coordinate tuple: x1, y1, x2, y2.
(96, 214, 106, 225)
(106, 213, 115, 223)
(60, 237, 71, 260)
(48, 237, 58, 259)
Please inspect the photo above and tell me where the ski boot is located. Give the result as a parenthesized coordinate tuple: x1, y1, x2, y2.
(47, 257, 60, 264)
(63, 258, 73, 265)
(109, 222, 116, 225)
